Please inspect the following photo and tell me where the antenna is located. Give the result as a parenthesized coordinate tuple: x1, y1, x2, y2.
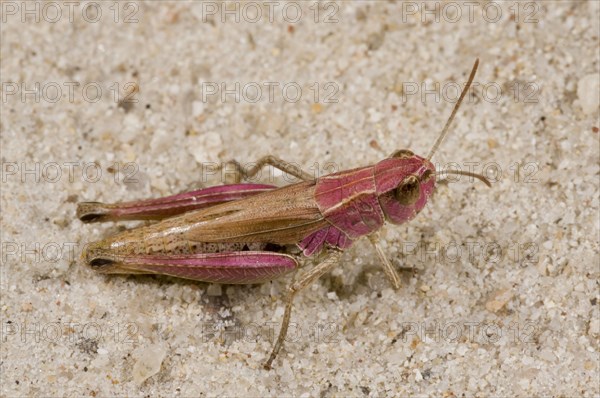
(436, 170, 491, 187)
(426, 59, 479, 161)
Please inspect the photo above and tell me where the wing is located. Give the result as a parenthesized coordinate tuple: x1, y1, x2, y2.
(143, 180, 329, 245)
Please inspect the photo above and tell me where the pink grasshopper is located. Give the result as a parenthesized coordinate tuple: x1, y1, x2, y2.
(78, 59, 490, 369)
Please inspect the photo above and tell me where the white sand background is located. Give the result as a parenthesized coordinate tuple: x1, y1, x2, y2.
(1, 1, 599, 396)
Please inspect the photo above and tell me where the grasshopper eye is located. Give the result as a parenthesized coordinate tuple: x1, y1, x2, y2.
(391, 149, 414, 159)
(395, 175, 421, 205)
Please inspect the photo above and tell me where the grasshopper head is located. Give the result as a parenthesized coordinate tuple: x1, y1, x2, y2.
(375, 59, 490, 225)
(374, 150, 436, 225)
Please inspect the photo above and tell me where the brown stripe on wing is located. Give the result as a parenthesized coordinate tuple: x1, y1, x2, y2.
(154, 180, 329, 244)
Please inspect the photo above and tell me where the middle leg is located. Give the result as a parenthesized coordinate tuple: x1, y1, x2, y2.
(221, 155, 314, 183)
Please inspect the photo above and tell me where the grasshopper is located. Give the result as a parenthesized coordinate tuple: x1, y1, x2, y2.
(77, 59, 490, 369)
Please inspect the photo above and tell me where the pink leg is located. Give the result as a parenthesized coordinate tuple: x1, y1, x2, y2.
(222, 155, 314, 183)
(368, 233, 401, 289)
(85, 249, 298, 285)
(77, 183, 276, 223)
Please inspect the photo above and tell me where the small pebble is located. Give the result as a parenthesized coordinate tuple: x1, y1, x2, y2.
(485, 289, 513, 312)
(132, 345, 167, 385)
